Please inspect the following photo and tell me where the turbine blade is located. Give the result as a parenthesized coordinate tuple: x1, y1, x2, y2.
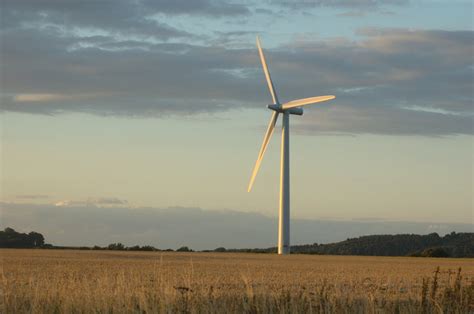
(256, 36, 279, 105)
(281, 95, 335, 110)
(248, 111, 279, 192)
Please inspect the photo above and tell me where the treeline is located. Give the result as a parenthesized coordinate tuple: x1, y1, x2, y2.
(225, 232, 473, 257)
(291, 232, 473, 257)
(0, 228, 194, 252)
(71, 244, 193, 252)
(0, 228, 45, 248)
(2, 227, 472, 257)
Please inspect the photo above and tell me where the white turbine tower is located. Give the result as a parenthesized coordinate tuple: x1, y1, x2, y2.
(248, 37, 335, 255)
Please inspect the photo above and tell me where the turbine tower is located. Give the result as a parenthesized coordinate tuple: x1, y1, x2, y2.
(248, 37, 335, 255)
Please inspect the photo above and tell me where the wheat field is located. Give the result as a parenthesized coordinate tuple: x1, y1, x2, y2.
(1, 249, 473, 313)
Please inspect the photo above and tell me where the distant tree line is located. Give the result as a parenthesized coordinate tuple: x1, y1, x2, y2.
(224, 232, 473, 258)
(77, 243, 192, 252)
(0, 227, 45, 248)
(1, 227, 472, 257)
(0, 228, 194, 252)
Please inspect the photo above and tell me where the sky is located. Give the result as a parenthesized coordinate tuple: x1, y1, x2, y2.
(0, 0, 473, 247)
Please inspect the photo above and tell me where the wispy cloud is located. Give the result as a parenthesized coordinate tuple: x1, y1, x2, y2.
(15, 195, 50, 200)
(14, 94, 73, 102)
(54, 198, 129, 208)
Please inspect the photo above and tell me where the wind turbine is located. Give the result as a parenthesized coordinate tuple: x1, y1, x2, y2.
(248, 37, 335, 255)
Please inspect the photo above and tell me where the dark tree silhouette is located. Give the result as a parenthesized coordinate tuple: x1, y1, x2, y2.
(28, 232, 45, 247)
(0, 228, 45, 248)
(107, 243, 125, 250)
(225, 232, 473, 257)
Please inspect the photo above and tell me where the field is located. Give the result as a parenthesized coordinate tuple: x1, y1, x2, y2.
(1, 249, 473, 313)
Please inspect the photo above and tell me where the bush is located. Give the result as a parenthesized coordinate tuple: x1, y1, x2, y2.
(420, 247, 450, 257)
(140, 245, 157, 251)
(107, 243, 125, 250)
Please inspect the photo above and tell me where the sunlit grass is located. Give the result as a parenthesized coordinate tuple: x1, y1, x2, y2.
(2, 249, 473, 313)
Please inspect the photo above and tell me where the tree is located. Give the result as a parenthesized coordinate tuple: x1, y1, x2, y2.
(4, 227, 16, 234)
(28, 232, 45, 247)
(0, 227, 45, 248)
(107, 243, 125, 250)
(177, 246, 192, 252)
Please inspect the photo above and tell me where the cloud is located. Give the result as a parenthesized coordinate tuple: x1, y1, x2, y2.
(54, 198, 128, 208)
(15, 195, 49, 200)
(0, 0, 472, 136)
(1, 0, 249, 30)
(336, 10, 367, 17)
(295, 101, 473, 136)
(94, 197, 129, 205)
(0, 0, 192, 41)
(142, 0, 250, 16)
(14, 93, 74, 102)
(2, 202, 472, 250)
(269, 0, 409, 9)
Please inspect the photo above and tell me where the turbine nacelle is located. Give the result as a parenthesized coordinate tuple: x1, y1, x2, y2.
(267, 104, 303, 115)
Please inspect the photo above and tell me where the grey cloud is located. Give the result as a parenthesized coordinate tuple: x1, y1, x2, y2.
(15, 195, 50, 200)
(295, 103, 473, 136)
(54, 198, 128, 208)
(1, 27, 263, 116)
(1, 0, 249, 30)
(94, 197, 128, 205)
(336, 9, 395, 17)
(2, 202, 472, 250)
(336, 10, 367, 17)
(1, 1, 188, 40)
(267, 0, 409, 9)
(211, 30, 260, 47)
(1, 0, 249, 17)
(142, 0, 250, 16)
(0, 6, 472, 136)
(4, 202, 474, 249)
(0, 0, 248, 43)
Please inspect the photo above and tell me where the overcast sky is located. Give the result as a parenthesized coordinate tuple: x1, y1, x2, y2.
(1, 0, 472, 246)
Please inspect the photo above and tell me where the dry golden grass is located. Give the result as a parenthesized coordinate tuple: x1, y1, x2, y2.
(1, 249, 473, 313)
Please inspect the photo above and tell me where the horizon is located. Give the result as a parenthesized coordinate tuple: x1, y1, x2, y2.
(2, 223, 472, 251)
(3, 201, 472, 250)
(1, 0, 473, 249)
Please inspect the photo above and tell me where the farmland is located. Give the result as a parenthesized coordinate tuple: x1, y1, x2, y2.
(2, 249, 473, 313)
